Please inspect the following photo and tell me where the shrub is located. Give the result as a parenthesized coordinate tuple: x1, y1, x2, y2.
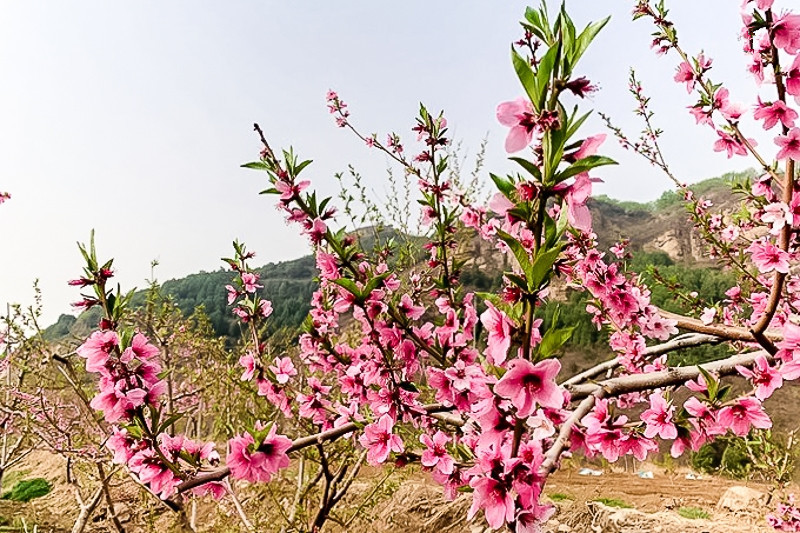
(593, 498, 633, 509)
(1, 479, 52, 502)
(677, 507, 710, 520)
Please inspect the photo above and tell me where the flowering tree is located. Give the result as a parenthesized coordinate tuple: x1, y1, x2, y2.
(47, 1, 800, 531)
(0, 304, 41, 489)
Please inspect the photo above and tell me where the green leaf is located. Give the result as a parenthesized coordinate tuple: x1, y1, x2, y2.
(570, 16, 610, 68)
(537, 326, 575, 359)
(530, 245, 562, 290)
(512, 48, 539, 110)
(241, 161, 269, 170)
(477, 292, 523, 322)
(158, 413, 185, 433)
(524, 4, 553, 43)
(697, 366, 719, 400)
(510, 157, 542, 181)
(251, 421, 274, 449)
(535, 44, 560, 110)
(295, 159, 313, 174)
(398, 381, 419, 393)
(489, 173, 516, 198)
(123, 424, 143, 439)
(556, 155, 617, 182)
(119, 329, 134, 351)
(496, 230, 534, 291)
(566, 109, 592, 142)
(505, 273, 529, 292)
(331, 278, 361, 299)
(363, 272, 391, 296)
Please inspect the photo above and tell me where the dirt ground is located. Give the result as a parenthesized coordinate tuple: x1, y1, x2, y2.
(0, 452, 786, 533)
(333, 463, 780, 533)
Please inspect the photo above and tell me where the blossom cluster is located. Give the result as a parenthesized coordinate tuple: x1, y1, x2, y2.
(769, 494, 800, 532)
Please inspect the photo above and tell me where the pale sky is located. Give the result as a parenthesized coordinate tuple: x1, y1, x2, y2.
(0, 1, 784, 324)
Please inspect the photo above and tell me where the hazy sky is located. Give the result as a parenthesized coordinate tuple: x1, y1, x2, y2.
(0, 1, 783, 324)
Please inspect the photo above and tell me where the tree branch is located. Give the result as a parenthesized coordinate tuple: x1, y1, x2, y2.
(561, 333, 720, 387)
(567, 350, 764, 400)
(175, 403, 451, 493)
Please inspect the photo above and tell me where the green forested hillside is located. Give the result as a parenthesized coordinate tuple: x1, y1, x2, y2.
(44, 255, 317, 341)
(46, 174, 746, 353)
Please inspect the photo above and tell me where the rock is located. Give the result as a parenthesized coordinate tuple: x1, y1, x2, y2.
(716, 486, 767, 512)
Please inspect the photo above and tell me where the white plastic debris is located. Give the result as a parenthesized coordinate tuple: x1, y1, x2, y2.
(578, 468, 603, 476)
(637, 470, 654, 479)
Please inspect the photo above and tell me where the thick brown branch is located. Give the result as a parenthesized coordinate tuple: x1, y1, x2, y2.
(567, 350, 764, 400)
(540, 391, 602, 474)
(660, 309, 782, 343)
(561, 333, 720, 387)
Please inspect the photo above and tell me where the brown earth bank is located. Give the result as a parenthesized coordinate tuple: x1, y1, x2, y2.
(0, 451, 786, 533)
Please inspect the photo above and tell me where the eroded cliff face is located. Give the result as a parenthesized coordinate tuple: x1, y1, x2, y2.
(589, 183, 745, 264)
(461, 181, 740, 284)
(591, 204, 709, 263)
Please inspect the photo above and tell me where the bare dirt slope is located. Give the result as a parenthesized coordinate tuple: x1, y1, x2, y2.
(0, 453, 784, 533)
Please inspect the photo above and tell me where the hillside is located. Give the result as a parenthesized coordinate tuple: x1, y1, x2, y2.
(44, 171, 751, 342)
(591, 170, 753, 262)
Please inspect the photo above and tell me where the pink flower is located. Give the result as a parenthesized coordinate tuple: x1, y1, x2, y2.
(488, 192, 514, 216)
(225, 284, 238, 305)
(316, 251, 339, 280)
(776, 128, 800, 160)
(227, 425, 292, 483)
(269, 356, 297, 385)
(359, 415, 404, 466)
(689, 105, 713, 127)
(128, 333, 159, 360)
(239, 352, 256, 381)
(563, 173, 600, 232)
(259, 299, 273, 318)
(467, 477, 515, 530)
(241, 272, 262, 293)
(398, 294, 425, 320)
(90, 380, 148, 423)
(274, 179, 310, 201)
(77, 330, 119, 374)
(620, 431, 658, 461)
(497, 98, 537, 153)
(642, 314, 678, 341)
(787, 54, 800, 100)
(747, 239, 790, 273)
(572, 134, 606, 160)
(754, 99, 798, 130)
(717, 397, 771, 436)
(106, 428, 136, 464)
(674, 61, 695, 93)
(772, 13, 800, 54)
(761, 202, 792, 234)
(494, 358, 563, 417)
(715, 88, 745, 122)
(420, 431, 454, 475)
(480, 302, 514, 365)
(744, 0, 773, 9)
(713, 130, 747, 158)
(308, 217, 327, 244)
(736, 354, 783, 400)
(640, 392, 678, 440)
(700, 307, 716, 325)
(192, 482, 226, 500)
